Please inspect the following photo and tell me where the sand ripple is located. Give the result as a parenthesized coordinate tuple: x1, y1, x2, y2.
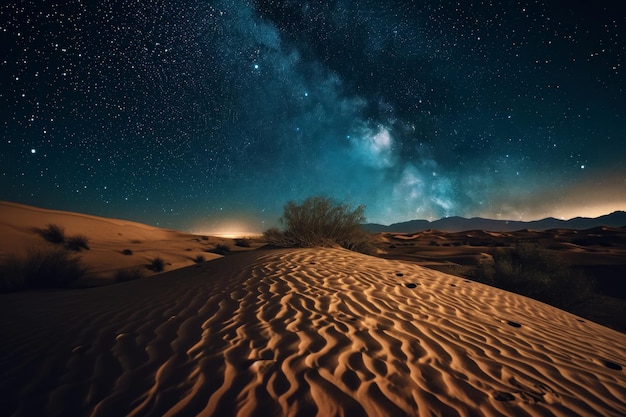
(1, 248, 625, 416)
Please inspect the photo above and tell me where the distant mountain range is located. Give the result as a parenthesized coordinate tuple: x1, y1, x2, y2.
(363, 211, 626, 233)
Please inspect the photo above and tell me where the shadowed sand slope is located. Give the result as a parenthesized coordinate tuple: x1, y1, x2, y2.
(1, 248, 625, 416)
(0, 201, 261, 283)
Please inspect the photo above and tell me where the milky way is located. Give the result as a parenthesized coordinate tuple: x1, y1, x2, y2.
(2, 1, 625, 232)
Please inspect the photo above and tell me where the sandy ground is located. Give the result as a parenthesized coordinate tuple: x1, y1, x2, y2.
(0, 201, 261, 284)
(1, 203, 625, 416)
(376, 228, 626, 273)
(2, 248, 625, 416)
(375, 228, 626, 333)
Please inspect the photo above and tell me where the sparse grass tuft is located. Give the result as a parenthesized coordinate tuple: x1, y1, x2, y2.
(114, 267, 145, 282)
(121, 249, 133, 255)
(193, 255, 206, 263)
(0, 247, 88, 291)
(65, 234, 90, 251)
(37, 223, 66, 244)
(147, 256, 165, 272)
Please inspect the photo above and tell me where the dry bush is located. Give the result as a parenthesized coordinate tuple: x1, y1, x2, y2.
(36, 223, 66, 244)
(147, 256, 165, 272)
(264, 196, 374, 254)
(472, 243, 595, 308)
(0, 247, 88, 291)
(234, 238, 252, 248)
(114, 267, 145, 282)
(193, 255, 206, 263)
(65, 234, 90, 251)
(206, 243, 230, 255)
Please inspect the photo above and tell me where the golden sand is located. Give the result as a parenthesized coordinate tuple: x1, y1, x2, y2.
(2, 246, 625, 416)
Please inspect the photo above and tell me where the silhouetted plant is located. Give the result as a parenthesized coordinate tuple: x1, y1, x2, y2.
(193, 255, 206, 263)
(208, 243, 230, 255)
(65, 234, 90, 251)
(114, 267, 145, 282)
(264, 196, 374, 253)
(147, 256, 165, 272)
(234, 238, 252, 248)
(472, 243, 594, 308)
(0, 247, 88, 291)
(121, 249, 133, 255)
(37, 223, 66, 244)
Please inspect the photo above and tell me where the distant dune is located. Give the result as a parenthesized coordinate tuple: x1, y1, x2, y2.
(1, 202, 625, 416)
(0, 201, 260, 285)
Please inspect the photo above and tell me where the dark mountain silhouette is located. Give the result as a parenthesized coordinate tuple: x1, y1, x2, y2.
(363, 211, 626, 233)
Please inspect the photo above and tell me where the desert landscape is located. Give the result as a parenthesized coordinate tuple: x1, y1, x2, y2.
(4, 1, 626, 415)
(1, 201, 625, 416)
(375, 227, 626, 334)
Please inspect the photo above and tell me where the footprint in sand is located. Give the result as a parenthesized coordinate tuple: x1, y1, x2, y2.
(404, 283, 419, 289)
(603, 360, 622, 371)
(493, 391, 515, 402)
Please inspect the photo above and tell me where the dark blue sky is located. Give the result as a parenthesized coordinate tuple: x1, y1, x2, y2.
(2, 1, 625, 233)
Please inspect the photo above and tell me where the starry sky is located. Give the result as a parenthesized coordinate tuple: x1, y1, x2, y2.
(2, 1, 625, 233)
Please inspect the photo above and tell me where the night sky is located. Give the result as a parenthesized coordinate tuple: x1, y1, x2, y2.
(2, 1, 625, 233)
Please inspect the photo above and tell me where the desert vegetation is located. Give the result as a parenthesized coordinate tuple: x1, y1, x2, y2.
(234, 238, 252, 247)
(64, 234, 90, 251)
(114, 267, 145, 283)
(264, 196, 374, 254)
(471, 243, 595, 308)
(206, 243, 230, 255)
(35, 223, 90, 252)
(147, 256, 166, 272)
(0, 247, 88, 291)
(36, 223, 66, 244)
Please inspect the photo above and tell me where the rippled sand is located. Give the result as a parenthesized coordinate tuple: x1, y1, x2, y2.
(1, 248, 625, 416)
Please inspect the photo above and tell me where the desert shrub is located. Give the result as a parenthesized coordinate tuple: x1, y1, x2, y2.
(0, 247, 88, 291)
(234, 238, 252, 248)
(114, 267, 145, 282)
(147, 256, 165, 272)
(472, 243, 594, 308)
(193, 255, 206, 263)
(208, 243, 231, 255)
(37, 223, 66, 244)
(121, 249, 133, 255)
(263, 196, 374, 253)
(65, 234, 90, 251)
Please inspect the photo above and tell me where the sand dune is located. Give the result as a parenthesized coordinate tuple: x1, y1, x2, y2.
(2, 247, 624, 416)
(0, 201, 259, 283)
